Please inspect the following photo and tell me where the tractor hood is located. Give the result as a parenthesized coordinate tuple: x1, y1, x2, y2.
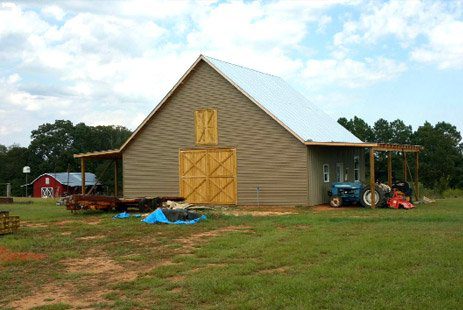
(332, 182, 363, 189)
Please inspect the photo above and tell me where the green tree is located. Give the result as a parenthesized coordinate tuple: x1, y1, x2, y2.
(0, 120, 132, 196)
(0, 145, 31, 196)
(413, 122, 463, 190)
(338, 116, 375, 142)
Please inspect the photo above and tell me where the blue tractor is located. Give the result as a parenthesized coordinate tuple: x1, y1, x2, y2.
(328, 182, 364, 207)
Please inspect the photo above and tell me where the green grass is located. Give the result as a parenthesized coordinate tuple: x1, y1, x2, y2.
(1, 198, 462, 309)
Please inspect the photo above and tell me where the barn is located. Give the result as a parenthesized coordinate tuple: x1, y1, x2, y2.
(75, 55, 372, 206)
(29, 173, 99, 198)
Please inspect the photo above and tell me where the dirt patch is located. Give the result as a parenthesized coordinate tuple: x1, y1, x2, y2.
(223, 206, 299, 216)
(21, 221, 48, 228)
(55, 220, 78, 226)
(0, 246, 47, 263)
(257, 266, 288, 274)
(85, 219, 102, 225)
(63, 251, 138, 282)
(75, 235, 105, 241)
(8, 225, 251, 308)
(311, 204, 360, 212)
(167, 274, 186, 282)
(9, 283, 110, 309)
(175, 225, 253, 252)
(11, 251, 138, 308)
(55, 218, 101, 226)
(170, 287, 182, 293)
(225, 210, 296, 216)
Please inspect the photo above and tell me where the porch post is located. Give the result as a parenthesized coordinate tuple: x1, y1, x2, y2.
(370, 148, 376, 209)
(387, 151, 392, 187)
(403, 152, 408, 182)
(114, 159, 119, 197)
(415, 152, 419, 201)
(81, 158, 86, 195)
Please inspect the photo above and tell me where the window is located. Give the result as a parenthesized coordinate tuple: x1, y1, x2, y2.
(195, 108, 218, 145)
(323, 164, 330, 183)
(354, 155, 360, 182)
(45, 177, 50, 185)
(336, 163, 344, 182)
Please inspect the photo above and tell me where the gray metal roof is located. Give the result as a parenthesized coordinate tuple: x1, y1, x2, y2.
(30, 172, 99, 187)
(205, 56, 362, 143)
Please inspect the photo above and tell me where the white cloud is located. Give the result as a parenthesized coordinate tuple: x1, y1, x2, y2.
(0, 0, 461, 146)
(1, 0, 348, 144)
(303, 57, 407, 88)
(42, 5, 65, 20)
(333, 0, 463, 69)
(411, 20, 463, 69)
(0, 74, 69, 111)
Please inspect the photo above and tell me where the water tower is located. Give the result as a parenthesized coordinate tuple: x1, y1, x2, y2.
(23, 166, 30, 197)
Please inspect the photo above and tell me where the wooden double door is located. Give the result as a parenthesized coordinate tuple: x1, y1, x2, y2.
(179, 148, 237, 204)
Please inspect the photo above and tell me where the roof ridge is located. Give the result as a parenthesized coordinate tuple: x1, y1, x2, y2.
(204, 55, 281, 79)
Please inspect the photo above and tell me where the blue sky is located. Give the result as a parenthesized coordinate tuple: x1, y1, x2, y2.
(0, 0, 462, 146)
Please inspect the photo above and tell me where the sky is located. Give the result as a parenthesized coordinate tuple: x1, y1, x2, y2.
(0, 0, 462, 146)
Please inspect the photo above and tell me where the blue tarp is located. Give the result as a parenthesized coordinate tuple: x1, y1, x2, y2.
(113, 212, 130, 219)
(113, 212, 142, 219)
(142, 208, 206, 225)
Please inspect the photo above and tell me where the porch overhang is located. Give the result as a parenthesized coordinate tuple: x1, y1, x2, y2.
(305, 141, 423, 209)
(73, 149, 122, 159)
(304, 142, 422, 152)
(73, 149, 122, 197)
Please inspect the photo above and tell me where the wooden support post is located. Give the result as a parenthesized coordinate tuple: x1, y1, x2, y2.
(370, 148, 376, 209)
(387, 151, 392, 187)
(415, 152, 419, 201)
(81, 158, 86, 195)
(403, 152, 408, 182)
(114, 159, 118, 197)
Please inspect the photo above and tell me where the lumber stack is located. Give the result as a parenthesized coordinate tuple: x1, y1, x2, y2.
(0, 211, 20, 235)
(0, 197, 13, 204)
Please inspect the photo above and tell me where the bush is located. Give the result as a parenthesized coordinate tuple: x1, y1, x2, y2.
(442, 188, 463, 199)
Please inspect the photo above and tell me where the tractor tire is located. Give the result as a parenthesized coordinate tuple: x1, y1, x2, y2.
(360, 185, 386, 208)
(330, 196, 343, 208)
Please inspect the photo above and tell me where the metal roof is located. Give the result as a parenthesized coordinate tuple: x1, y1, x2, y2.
(30, 172, 99, 187)
(204, 56, 362, 143)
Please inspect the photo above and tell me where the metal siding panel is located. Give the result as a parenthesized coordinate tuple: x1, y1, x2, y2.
(123, 60, 308, 205)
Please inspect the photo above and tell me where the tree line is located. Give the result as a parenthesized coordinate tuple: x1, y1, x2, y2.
(0, 120, 132, 196)
(1, 118, 462, 197)
(338, 117, 463, 192)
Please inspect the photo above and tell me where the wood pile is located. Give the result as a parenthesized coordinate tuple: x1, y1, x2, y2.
(0, 211, 20, 235)
(0, 197, 13, 204)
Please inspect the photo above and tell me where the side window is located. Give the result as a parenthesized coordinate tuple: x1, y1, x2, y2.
(336, 163, 344, 182)
(195, 108, 218, 145)
(323, 164, 330, 183)
(354, 155, 360, 182)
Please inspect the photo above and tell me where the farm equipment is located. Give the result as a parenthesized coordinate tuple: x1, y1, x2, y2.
(387, 190, 415, 209)
(328, 181, 414, 209)
(64, 194, 184, 212)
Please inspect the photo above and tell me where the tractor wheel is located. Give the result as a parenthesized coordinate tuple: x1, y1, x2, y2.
(330, 196, 343, 208)
(360, 185, 386, 208)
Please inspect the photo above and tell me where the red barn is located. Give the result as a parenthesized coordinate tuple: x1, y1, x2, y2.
(29, 173, 99, 198)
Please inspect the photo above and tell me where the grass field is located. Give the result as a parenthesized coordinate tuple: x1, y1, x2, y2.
(0, 199, 462, 309)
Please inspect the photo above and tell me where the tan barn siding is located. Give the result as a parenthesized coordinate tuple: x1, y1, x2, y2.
(123, 60, 308, 205)
(307, 146, 366, 206)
